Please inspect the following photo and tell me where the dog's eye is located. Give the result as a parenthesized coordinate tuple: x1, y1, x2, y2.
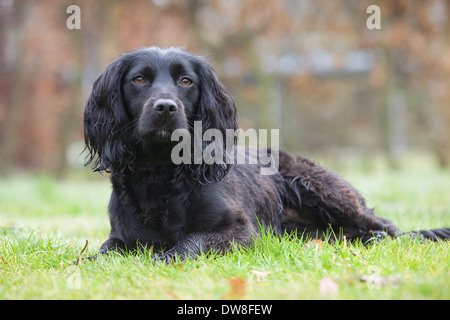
(133, 76, 145, 84)
(179, 77, 193, 86)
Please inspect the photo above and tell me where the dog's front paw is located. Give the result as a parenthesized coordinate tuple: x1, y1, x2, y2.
(152, 250, 176, 264)
(362, 230, 388, 245)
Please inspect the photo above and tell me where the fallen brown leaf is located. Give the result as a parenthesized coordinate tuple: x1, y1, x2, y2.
(304, 239, 325, 249)
(165, 287, 179, 299)
(319, 277, 339, 296)
(360, 274, 401, 288)
(1, 257, 13, 271)
(223, 277, 246, 300)
(250, 269, 272, 282)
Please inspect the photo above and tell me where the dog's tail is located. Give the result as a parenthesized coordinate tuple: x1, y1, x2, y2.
(405, 228, 450, 241)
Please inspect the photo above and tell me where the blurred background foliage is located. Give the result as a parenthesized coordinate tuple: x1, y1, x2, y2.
(1, 0, 449, 177)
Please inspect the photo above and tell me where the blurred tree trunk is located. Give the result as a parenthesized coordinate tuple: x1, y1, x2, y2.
(431, 1, 450, 168)
(0, 2, 28, 175)
(381, 48, 410, 169)
(386, 69, 408, 168)
(54, 29, 83, 178)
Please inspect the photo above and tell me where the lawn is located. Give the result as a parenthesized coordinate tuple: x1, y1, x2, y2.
(0, 164, 449, 300)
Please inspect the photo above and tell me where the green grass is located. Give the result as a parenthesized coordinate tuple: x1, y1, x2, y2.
(0, 167, 449, 300)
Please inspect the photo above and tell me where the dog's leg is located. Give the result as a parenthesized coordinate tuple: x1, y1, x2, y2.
(153, 231, 241, 263)
(402, 228, 450, 241)
(278, 151, 400, 241)
(99, 238, 128, 255)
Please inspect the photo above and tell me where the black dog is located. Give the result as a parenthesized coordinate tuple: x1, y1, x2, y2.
(84, 47, 450, 261)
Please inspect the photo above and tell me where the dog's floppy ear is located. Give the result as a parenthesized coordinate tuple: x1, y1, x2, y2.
(83, 56, 134, 173)
(190, 58, 239, 184)
(195, 59, 238, 136)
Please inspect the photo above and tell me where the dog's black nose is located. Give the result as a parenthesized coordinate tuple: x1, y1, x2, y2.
(153, 99, 178, 117)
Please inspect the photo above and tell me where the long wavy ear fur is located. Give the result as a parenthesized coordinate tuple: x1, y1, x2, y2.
(83, 57, 134, 173)
(190, 57, 239, 184)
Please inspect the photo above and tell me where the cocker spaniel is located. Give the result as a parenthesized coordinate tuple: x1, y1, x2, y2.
(84, 47, 450, 261)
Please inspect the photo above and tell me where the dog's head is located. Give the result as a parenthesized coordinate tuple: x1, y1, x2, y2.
(84, 47, 238, 182)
